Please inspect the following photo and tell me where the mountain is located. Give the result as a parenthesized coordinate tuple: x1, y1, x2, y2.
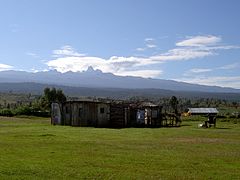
(0, 67, 239, 93)
(0, 82, 240, 101)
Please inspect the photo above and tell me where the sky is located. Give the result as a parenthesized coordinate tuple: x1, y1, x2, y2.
(0, 0, 240, 88)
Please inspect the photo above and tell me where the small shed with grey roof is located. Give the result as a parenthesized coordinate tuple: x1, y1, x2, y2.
(188, 108, 218, 128)
(188, 108, 219, 115)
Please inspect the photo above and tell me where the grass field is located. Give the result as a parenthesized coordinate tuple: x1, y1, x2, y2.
(0, 116, 240, 179)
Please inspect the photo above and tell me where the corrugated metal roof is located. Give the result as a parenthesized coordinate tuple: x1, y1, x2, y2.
(188, 108, 218, 114)
(139, 102, 158, 107)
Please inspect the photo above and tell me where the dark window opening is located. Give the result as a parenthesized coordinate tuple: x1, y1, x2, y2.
(100, 107, 105, 114)
(66, 106, 69, 114)
(79, 108, 82, 117)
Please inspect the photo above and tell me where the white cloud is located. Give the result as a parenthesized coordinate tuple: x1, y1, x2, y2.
(176, 76, 240, 89)
(176, 35, 221, 47)
(145, 38, 157, 49)
(145, 38, 154, 42)
(47, 49, 160, 78)
(114, 70, 163, 78)
(52, 45, 85, 57)
(46, 35, 239, 79)
(218, 62, 240, 70)
(189, 68, 212, 73)
(205, 45, 240, 50)
(47, 56, 106, 73)
(0, 63, 13, 71)
(146, 44, 157, 48)
(150, 48, 213, 62)
(26, 52, 39, 58)
(182, 61, 240, 88)
(30, 68, 49, 73)
(136, 45, 157, 51)
(184, 62, 239, 77)
(150, 35, 239, 62)
(136, 38, 157, 51)
(136, 47, 146, 51)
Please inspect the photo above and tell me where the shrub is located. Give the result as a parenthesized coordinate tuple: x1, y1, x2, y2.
(0, 109, 14, 117)
(14, 106, 32, 115)
(14, 106, 50, 117)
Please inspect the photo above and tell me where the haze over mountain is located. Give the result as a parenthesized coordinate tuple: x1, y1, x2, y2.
(0, 67, 239, 93)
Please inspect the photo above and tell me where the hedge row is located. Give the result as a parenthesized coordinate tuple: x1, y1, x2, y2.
(0, 106, 50, 117)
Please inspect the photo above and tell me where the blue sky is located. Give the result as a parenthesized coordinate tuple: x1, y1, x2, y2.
(0, 0, 240, 88)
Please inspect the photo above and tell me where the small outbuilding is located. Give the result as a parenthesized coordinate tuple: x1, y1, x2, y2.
(188, 108, 218, 128)
(188, 108, 219, 115)
(129, 102, 163, 127)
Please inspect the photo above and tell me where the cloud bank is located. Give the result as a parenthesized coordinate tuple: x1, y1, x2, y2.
(46, 35, 239, 78)
(0, 63, 13, 71)
(182, 61, 240, 89)
(176, 76, 240, 89)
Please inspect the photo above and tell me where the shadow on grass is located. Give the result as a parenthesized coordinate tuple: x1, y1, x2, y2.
(39, 133, 56, 137)
(104, 125, 183, 129)
(181, 124, 192, 127)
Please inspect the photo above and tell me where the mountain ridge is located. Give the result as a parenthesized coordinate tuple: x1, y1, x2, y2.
(0, 82, 240, 101)
(0, 68, 239, 93)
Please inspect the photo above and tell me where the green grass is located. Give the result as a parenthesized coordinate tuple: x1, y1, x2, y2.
(0, 117, 240, 179)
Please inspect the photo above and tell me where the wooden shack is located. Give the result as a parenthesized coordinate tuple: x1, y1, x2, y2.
(52, 100, 110, 127)
(51, 100, 181, 128)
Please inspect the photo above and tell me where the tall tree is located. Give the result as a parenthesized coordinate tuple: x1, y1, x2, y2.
(41, 87, 66, 110)
(169, 96, 179, 114)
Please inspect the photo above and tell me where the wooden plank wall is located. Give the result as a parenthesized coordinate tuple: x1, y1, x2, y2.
(110, 103, 126, 128)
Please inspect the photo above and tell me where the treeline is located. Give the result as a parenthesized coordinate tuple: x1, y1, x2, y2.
(160, 97, 239, 112)
(0, 87, 66, 117)
(0, 88, 239, 117)
(129, 96, 239, 110)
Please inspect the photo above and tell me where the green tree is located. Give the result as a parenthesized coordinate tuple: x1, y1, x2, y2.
(41, 87, 67, 110)
(169, 96, 179, 114)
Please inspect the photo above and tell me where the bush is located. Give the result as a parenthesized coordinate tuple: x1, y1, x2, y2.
(0, 109, 14, 117)
(14, 106, 32, 115)
(14, 106, 50, 117)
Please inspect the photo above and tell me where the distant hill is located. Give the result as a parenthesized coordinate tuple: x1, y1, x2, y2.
(0, 82, 240, 101)
(0, 68, 239, 93)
